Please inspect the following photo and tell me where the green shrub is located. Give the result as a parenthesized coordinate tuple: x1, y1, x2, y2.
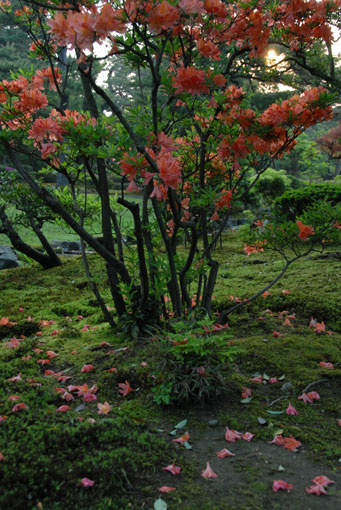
(273, 183, 341, 220)
(151, 319, 242, 405)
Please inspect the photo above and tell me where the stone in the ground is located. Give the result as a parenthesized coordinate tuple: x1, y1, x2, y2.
(0, 245, 19, 270)
(208, 419, 219, 427)
(51, 240, 81, 253)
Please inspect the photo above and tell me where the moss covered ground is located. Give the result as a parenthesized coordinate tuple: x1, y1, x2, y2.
(0, 232, 340, 509)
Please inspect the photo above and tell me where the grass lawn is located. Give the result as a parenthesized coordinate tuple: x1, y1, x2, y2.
(0, 232, 340, 509)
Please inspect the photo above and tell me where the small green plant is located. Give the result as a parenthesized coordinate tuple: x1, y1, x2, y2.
(152, 317, 242, 405)
(151, 381, 174, 406)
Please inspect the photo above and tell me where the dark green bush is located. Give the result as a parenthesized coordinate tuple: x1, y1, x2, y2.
(273, 184, 341, 220)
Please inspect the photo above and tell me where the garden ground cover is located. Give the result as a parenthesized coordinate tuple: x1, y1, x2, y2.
(0, 232, 340, 509)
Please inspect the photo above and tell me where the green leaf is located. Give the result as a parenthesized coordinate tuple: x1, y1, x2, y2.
(240, 397, 253, 404)
(154, 498, 168, 510)
(174, 419, 187, 429)
(267, 410, 284, 415)
(183, 441, 192, 450)
(169, 429, 177, 436)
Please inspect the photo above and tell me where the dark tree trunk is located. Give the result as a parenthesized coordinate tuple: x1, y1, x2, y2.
(0, 206, 61, 269)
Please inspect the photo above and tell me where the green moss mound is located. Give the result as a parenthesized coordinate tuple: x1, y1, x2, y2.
(0, 412, 168, 510)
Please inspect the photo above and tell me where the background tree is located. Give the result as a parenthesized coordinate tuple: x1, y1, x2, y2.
(0, 0, 339, 332)
(0, 166, 61, 268)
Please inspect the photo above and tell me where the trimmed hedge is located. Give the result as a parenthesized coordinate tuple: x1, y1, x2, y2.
(274, 183, 341, 220)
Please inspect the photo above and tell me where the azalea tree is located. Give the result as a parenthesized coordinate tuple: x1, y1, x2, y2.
(318, 123, 341, 160)
(0, 0, 339, 331)
(222, 199, 341, 320)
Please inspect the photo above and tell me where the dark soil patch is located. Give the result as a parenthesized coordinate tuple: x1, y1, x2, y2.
(168, 422, 341, 510)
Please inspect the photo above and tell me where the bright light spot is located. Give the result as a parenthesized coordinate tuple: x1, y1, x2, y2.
(267, 49, 278, 60)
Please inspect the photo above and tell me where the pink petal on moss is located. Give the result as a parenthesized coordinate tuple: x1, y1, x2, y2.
(216, 448, 235, 458)
(306, 484, 327, 495)
(81, 364, 94, 373)
(159, 486, 176, 493)
(286, 403, 299, 415)
(225, 426, 242, 442)
(162, 464, 181, 475)
(83, 393, 97, 402)
(201, 461, 218, 479)
(56, 405, 70, 412)
(273, 480, 293, 492)
(80, 478, 94, 487)
(312, 476, 335, 487)
(242, 432, 254, 441)
(319, 362, 334, 369)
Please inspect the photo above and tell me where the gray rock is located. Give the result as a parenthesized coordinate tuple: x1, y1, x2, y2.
(208, 419, 218, 427)
(0, 245, 19, 270)
(51, 240, 81, 253)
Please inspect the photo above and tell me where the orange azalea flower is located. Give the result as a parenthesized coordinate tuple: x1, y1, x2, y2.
(179, 0, 205, 15)
(12, 402, 28, 412)
(172, 66, 208, 96)
(283, 436, 301, 451)
(241, 387, 251, 399)
(210, 209, 219, 221)
(216, 189, 233, 210)
(172, 432, 190, 445)
(46, 350, 58, 358)
(37, 359, 50, 366)
(0, 317, 16, 326)
(270, 434, 301, 451)
(118, 380, 134, 397)
(315, 321, 325, 334)
(296, 220, 314, 240)
(81, 364, 94, 373)
(157, 147, 181, 190)
(97, 401, 112, 415)
(148, 1, 180, 33)
(196, 39, 221, 60)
